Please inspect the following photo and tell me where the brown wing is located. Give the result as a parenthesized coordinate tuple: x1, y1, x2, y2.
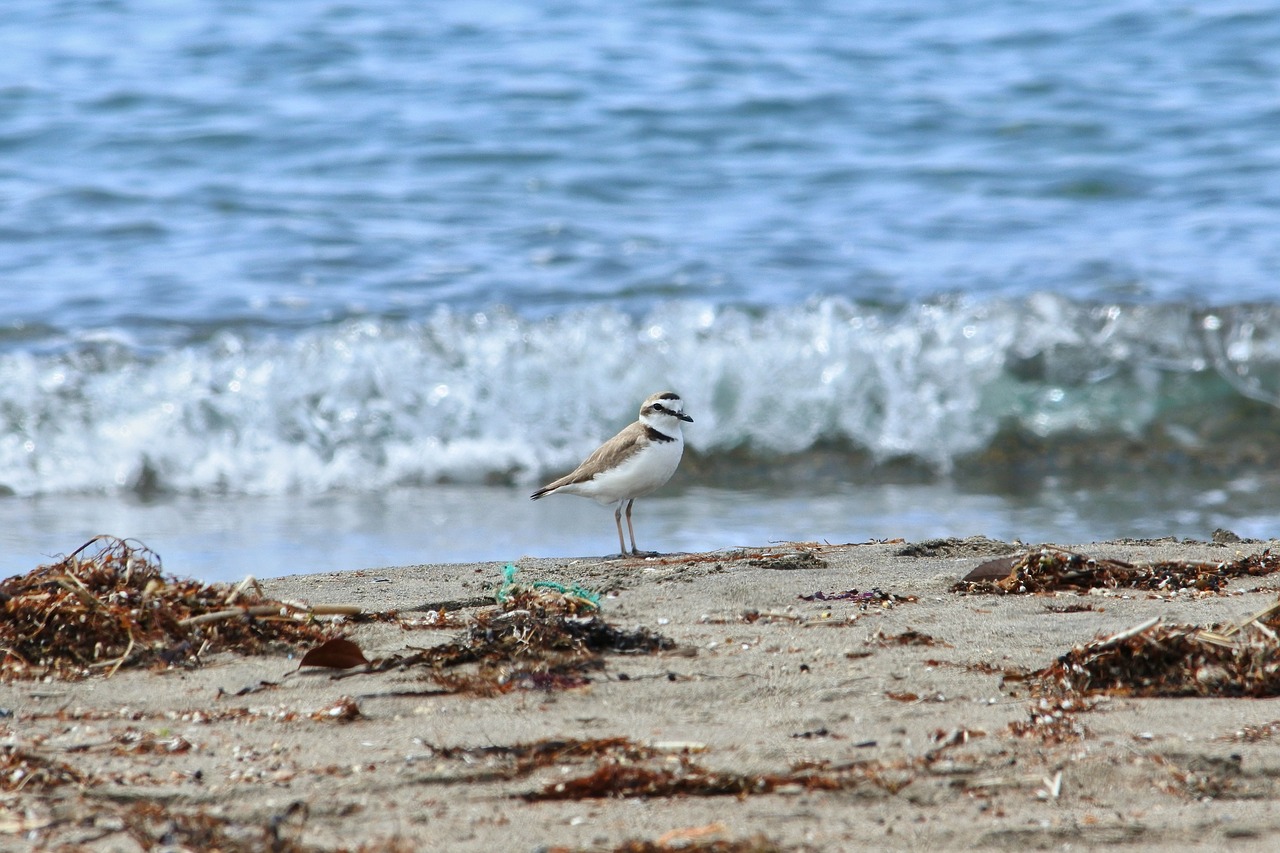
(530, 422, 646, 498)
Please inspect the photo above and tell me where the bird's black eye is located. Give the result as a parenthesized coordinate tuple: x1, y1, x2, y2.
(652, 404, 665, 412)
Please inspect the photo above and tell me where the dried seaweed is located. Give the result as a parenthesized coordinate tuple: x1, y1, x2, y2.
(1222, 720, 1280, 743)
(426, 737, 661, 779)
(118, 801, 310, 853)
(1006, 602, 1280, 743)
(521, 750, 937, 802)
(113, 728, 195, 755)
(645, 544, 832, 570)
(1006, 697, 1091, 744)
(14, 797, 414, 852)
(0, 536, 337, 680)
(310, 696, 363, 723)
(798, 588, 917, 608)
(1, 746, 94, 792)
(954, 547, 1280, 595)
(746, 551, 826, 571)
(522, 759, 845, 801)
(867, 629, 948, 648)
(574, 832, 795, 853)
(351, 585, 675, 695)
(1035, 601, 1280, 699)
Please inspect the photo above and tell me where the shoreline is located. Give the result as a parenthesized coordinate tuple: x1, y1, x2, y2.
(6, 537, 1280, 851)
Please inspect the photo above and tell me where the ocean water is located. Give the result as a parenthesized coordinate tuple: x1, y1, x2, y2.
(3, 1, 1280, 580)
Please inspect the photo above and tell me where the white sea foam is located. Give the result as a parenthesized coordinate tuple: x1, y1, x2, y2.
(1, 296, 1277, 497)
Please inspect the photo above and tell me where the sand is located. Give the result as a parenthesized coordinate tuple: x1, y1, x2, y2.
(6, 537, 1280, 852)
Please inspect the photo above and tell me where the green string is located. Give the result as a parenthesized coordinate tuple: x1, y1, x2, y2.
(495, 564, 601, 610)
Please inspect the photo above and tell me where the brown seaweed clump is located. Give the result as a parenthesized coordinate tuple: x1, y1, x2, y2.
(1036, 601, 1280, 699)
(356, 584, 676, 695)
(0, 536, 335, 680)
(956, 547, 1280, 595)
(521, 756, 915, 802)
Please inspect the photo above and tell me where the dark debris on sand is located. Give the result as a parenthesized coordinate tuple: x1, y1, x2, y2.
(0, 536, 336, 680)
(349, 585, 676, 695)
(954, 546, 1280, 595)
(1034, 600, 1280, 699)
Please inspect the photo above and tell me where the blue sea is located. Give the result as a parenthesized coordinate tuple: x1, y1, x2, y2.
(3, 1, 1280, 580)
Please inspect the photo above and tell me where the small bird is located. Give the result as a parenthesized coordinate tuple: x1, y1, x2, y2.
(531, 391, 692, 557)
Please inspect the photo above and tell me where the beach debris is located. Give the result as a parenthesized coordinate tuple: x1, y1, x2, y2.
(218, 680, 283, 698)
(798, 588, 917, 608)
(1, 746, 94, 792)
(523, 759, 842, 801)
(897, 537, 1019, 559)
(1044, 602, 1101, 613)
(1038, 770, 1064, 800)
(423, 737, 662, 779)
(747, 550, 826, 571)
(299, 637, 371, 670)
(1033, 600, 1280, 699)
(310, 696, 362, 723)
(1144, 751, 1261, 801)
(520, 730, 995, 805)
(0, 536, 341, 680)
(954, 547, 1280, 595)
(117, 800, 317, 853)
(1213, 528, 1248, 544)
(10, 796, 414, 852)
(726, 609, 805, 624)
(723, 587, 916, 629)
(520, 731, 985, 803)
(577, 832, 793, 853)
(642, 543, 833, 572)
(790, 727, 843, 740)
(341, 579, 674, 695)
(395, 609, 465, 630)
(0, 805, 54, 837)
(599, 829, 791, 853)
(1004, 601, 1280, 744)
(653, 823, 729, 846)
(867, 628, 948, 648)
(962, 555, 1022, 582)
(112, 728, 195, 756)
(1007, 696, 1091, 744)
(496, 563, 601, 610)
(1222, 720, 1280, 743)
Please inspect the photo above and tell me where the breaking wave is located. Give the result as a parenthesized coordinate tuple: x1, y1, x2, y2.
(2, 294, 1279, 497)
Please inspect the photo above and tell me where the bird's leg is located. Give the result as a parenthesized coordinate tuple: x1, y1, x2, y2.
(624, 499, 639, 554)
(613, 502, 628, 558)
(625, 499, 657, 557)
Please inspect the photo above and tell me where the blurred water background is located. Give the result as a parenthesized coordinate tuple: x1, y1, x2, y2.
(3, 1, 1280, 579)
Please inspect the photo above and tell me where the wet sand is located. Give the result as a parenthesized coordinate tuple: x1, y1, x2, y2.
(6, 537, 1280, 851)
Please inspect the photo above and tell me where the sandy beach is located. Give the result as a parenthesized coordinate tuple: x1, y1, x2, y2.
(6, 536, 1280, 852)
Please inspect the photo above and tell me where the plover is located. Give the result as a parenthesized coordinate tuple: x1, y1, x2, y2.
(531, 391, 692, 557)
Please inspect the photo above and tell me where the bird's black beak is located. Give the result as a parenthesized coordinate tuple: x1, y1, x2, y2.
(678, 411, 693, 423)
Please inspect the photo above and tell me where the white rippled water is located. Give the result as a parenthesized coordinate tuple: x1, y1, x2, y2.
(4, 295, 1277, 500)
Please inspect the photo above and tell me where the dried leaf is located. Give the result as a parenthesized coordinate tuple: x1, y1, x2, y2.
(299, 638, 370, 670)
(963, 555, 1022, 582)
